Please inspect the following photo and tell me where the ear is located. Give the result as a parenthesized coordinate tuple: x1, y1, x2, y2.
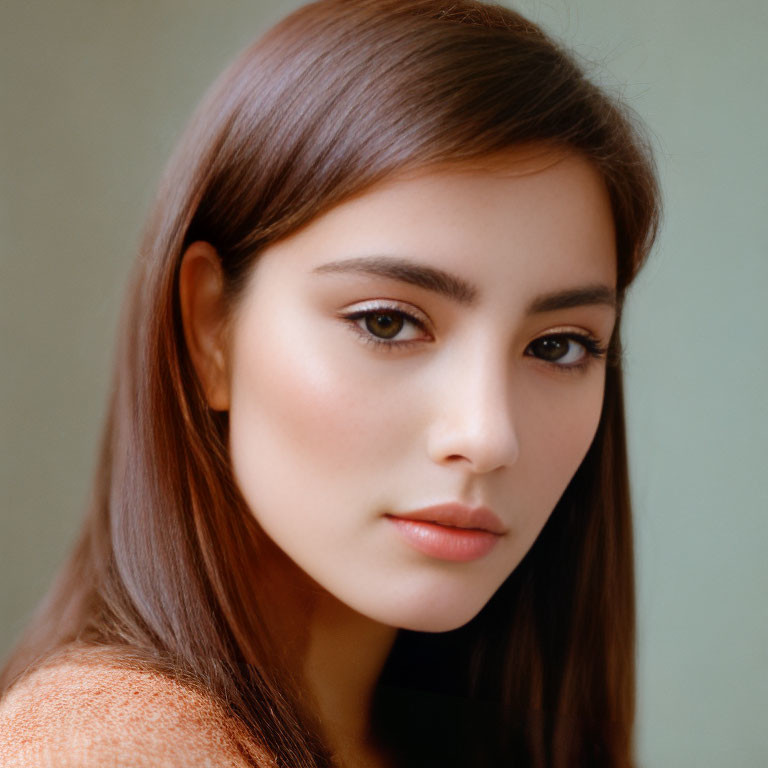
(178, 241, 231, 411)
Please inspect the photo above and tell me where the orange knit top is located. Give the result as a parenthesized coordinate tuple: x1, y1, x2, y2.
(0, 647, 272, 768)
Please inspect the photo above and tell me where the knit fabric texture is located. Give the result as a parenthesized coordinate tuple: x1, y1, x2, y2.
(0, 647, 270, 767)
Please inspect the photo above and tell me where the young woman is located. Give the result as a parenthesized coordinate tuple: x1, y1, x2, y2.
(0, 1, 660, 767)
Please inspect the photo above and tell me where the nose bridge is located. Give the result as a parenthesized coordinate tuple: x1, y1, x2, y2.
(428, 336, 519, 473)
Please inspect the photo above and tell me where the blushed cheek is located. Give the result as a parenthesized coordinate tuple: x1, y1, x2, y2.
(229, 325, 411, 492)
(554, 391, 604, 492)
(525, 384, 605, 511)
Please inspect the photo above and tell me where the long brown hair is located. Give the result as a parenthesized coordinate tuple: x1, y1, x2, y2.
(1, 1, 660, 766)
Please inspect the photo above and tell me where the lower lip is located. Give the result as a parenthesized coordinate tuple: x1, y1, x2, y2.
(385, 516, 501, 562)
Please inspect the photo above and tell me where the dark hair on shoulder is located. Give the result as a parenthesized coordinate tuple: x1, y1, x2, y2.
(1, 2, 660, 767)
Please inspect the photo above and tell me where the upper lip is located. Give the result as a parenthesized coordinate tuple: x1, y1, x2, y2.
(387, 503, 507, 535)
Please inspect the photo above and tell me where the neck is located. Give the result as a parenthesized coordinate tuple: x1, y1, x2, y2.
(303, 592, 397, 757)
(254, 531, 398, 766)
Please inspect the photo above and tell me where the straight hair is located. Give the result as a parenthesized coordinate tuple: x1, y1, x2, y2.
(1, 2, 660, 766)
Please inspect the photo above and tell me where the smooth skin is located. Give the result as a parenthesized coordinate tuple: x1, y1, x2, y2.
(179, 147, 617, 768)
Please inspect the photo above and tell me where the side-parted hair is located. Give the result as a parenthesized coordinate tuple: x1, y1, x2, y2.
(1, 2, 660, 766)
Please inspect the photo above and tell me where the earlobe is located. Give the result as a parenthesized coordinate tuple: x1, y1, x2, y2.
(178, 241, 231, 411)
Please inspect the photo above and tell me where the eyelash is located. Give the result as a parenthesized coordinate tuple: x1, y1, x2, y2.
(339, 304, 609, 372)
(340, 304, 428, 353)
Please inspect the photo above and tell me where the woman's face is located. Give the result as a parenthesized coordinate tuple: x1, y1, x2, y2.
(225, 149, 617, 632)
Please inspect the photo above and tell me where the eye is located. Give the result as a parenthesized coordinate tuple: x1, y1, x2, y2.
(526, 332, 607, 370)
(339, 302, 430, 350)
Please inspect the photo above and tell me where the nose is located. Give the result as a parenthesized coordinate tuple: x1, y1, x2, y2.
(426, 344, 520, 474)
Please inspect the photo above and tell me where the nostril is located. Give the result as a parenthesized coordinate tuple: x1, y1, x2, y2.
(428, 422, 519, 474)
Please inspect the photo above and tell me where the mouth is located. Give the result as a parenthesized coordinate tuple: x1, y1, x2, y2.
(383, 502, 507, 562)
(384, 515, 502, 562)
(386, 502, 507, 535)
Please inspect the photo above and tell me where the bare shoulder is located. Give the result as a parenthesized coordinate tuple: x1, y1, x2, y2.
(0, 648, 271, 768)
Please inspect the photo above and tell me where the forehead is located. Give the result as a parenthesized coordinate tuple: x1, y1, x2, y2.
(250, 148, 617, 306)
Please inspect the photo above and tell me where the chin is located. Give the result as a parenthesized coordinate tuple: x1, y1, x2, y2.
(352, 588, 495, 634)
(396, 612, 482, 634)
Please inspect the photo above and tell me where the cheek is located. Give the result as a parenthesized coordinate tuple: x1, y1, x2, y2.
(226, 307, 416, 510)
(515, 375, 605, 522)
(544, 384, 603, 468)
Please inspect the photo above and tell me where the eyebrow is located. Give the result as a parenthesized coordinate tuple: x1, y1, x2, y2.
(312, 255, 617, 314)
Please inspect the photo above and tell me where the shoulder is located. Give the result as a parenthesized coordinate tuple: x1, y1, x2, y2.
(0, 647, 268, 768)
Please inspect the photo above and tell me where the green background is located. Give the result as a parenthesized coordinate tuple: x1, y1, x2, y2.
(2, 2, 766, 764)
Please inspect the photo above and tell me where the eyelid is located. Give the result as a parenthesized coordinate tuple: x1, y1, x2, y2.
(531, 324, 603, 339)
(529, 325, 610, 350)
(337, 299, 433, 351)
(524, 327, 609, 373)
(339, 299, 432, 329)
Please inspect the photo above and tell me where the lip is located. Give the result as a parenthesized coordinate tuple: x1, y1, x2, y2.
(384, 516, 502, 562)
(385, 503, 507, 535)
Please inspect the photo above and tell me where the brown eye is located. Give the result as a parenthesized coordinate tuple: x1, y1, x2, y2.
(526, 334, 597, 367)
(341, 303, 430, 350)
(364, 312, 405, 339)
(529, 336, 573, 361)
